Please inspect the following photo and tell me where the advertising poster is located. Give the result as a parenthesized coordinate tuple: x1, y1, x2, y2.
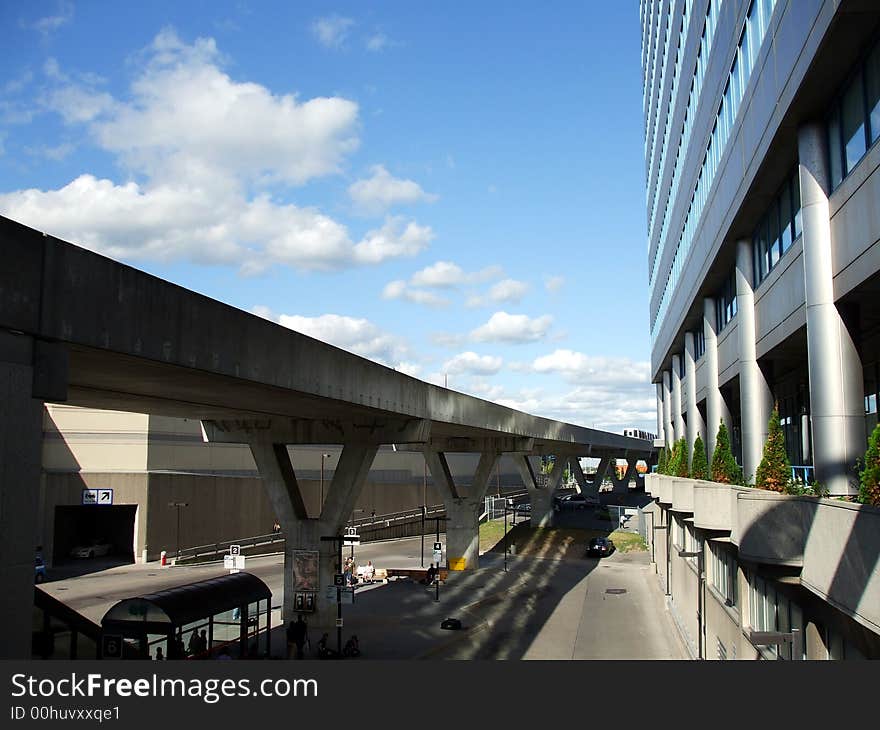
(292, 550, 319, 591)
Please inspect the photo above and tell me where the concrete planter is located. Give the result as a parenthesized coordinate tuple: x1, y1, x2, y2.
(693, 482, 751, 531)
(657, 475, 673, 504)
(670, 478, 695, 513)
(800, 499, 880, 635)
(733, 491, 813, 566)
(645, 472, 658, 497)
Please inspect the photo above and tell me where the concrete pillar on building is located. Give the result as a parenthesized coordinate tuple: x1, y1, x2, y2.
(512, 454, 553, 526)
(684, 331, 705, 467)
(671, 357, 685, 443)
(0, 333, 52, 658)
(703, 296, 728, 459)
(736, 238, 774, 485)
(798, 123, 866, 495)
(656, 383, 665, 446)
(424, 450, 500, 570)
(248, 437, 378, 630)
(663, 370, 674, 448)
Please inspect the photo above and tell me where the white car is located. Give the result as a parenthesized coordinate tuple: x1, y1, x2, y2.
(70, 539, 112, 559)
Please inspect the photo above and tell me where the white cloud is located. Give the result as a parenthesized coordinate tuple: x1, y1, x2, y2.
(544, 275, 564, 293)
(273, 312, 411, 368)
(349, 164, 437, 213)
(442, 351, 503, 376)
(530, 350, 650, 386)
(0, 30, 435, 274)
(471, 311, 553, 344)
(24, 141, 75, 160)
(381, 280, 449, 308)
(467, 278, 529, 307)
(27, 2, 74, 38)
(353, 216, 433, 264)
(430, 332, 466, 349)
(365, 33, 389, 52)
(410, 261, 502, 288)
(94, 28, 359, 187)
(311, 15, 355, 49)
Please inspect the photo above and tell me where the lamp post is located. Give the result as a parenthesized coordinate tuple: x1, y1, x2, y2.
(320, 452, 333, 510)
(168, 502, 189, 560)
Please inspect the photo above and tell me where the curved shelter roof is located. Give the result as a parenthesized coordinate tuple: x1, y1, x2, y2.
(101, 572, 271, 629)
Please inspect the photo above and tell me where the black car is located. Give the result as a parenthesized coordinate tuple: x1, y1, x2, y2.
(587, 537, 615, 557)
(554, 493, 598, 511)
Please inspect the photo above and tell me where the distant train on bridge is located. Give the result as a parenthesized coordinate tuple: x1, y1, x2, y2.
(622, 428, 656, 441)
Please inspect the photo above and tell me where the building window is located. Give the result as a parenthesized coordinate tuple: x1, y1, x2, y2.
(753, 168, 802, 286)
(709, 541, 736, 606)
(693, 329, 705, 361)
(716, 269, 737, 332)
(747, 573, 805, 660)
(828, 36, 880, 190)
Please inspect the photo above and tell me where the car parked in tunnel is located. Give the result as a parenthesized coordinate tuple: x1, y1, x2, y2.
(70, 538, 113, 559)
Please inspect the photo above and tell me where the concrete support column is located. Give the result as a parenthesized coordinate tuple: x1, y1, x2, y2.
(632, 460, 646, 491)
(513, 454, 553, 527)
(672, 358, 685, 443)
(425, 450, 500, 570)
(0, 333, 45, 658)
(684, 331, 704, 467)
(663, 371, 674, 448)
(570, 457, 588, 493)
(703, 296, 728, 459)
(248, 438, 377, 629)
(736, 238, 774, 484)
(798, 123, 866, 495)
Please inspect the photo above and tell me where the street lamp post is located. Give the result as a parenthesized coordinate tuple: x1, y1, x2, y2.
(320, 452, 332, 511)
(168, 502, 189, 560)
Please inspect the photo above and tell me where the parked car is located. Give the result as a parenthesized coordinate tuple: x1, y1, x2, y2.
(554, 493, 598, 511)
(513, 502, 531, 514)
(70, 538, 112, 559)
(587, 537, 615, 557)
(35, 556, 47, 583)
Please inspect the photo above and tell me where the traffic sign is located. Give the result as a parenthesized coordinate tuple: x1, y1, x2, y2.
(433, 542, 442, 551)
(97, 489, 113, 505)
(335, 618, 344, 628)
(432, 549, 442, 564)
(343, 527, 360, 546)
(334, 573, 346, 587)
(82, 489, 97, 505)
(229, 544, 241, 556)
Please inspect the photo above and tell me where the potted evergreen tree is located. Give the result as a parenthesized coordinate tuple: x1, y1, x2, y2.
(755, 405, 791, 493)
(859, 422, 880, 507)
(710, 421, 744, 485)
(691, 434, 709, 480)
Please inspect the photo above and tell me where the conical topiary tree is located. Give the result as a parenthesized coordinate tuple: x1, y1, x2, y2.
(657, 446, 669, 475)
(691, 434, 709, 480)
(710, 420, 744, 485)
(675, 437, 690, 477)
(859, 422, 880, 507)
(755, 405, 791, 492)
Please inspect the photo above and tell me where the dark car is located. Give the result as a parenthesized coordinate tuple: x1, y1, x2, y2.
(554, 493, 598, 511)
(587, 537, 615, 557)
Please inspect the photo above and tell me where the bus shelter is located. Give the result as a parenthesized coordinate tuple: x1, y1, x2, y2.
(100, 572, 272, 660)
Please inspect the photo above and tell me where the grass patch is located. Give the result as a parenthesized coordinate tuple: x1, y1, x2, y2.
(478, 519, 509, 553)
(609, 530, 647, 553)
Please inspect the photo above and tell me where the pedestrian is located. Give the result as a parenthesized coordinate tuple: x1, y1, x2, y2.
(197, 629, 208, 657)
(343, 635, 360, 658)
(187, 630, 199, 657)
(272, 519, 281, 534)
(422, 563, 437, 585)
(291, 615, 308, 659)
(154, 646, 164, 661)
(316, 632, 337, 659)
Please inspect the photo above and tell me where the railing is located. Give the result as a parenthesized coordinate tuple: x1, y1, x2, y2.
(175, 532, 286, 563)
(791, 465, 815, 485)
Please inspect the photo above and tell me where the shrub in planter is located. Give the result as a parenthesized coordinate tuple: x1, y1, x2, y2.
(755, 405, 791, 493)
(691, 435, 708, 480)
(657, 447, 668, 475)
(710, 420, 744, 485)
(859, 422, 880, 507)
(673, 437, 690, 477)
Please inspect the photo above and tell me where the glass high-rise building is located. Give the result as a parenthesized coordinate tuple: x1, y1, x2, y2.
(642, 0, 880, 493)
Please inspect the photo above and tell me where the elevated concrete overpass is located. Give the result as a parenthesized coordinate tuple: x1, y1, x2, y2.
(0, 214, 652, 656)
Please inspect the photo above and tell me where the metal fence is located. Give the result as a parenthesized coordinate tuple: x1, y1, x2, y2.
(605, 504, 641, 534)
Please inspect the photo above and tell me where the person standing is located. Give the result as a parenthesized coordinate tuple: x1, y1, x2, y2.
(291, 615, 308, 659)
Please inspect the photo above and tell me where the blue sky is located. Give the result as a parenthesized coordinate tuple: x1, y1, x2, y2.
(0, 1, 656, 434)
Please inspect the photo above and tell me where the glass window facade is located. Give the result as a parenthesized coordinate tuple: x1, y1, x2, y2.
(752, 168, 802, 286)
(828, 36, 880, 189)
(716, 269, 737, 332)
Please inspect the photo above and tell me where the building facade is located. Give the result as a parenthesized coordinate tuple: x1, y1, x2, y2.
(641, 0, 880, 659)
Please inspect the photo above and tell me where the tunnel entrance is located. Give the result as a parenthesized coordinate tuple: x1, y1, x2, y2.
(53, 505, 137, 566)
